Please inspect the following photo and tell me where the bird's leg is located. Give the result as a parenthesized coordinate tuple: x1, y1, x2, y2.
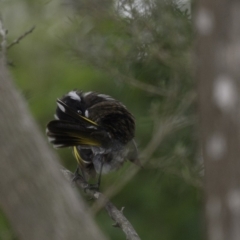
(97, 161, 104, 188)
(72, 165, 85, 183)
(72, 161, 104, 191)
(85, 161, 104, 192)
(72, 166, 92, 193)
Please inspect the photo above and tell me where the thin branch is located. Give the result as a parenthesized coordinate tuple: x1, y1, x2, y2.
(122, 74, 169, 96)
(72, 53, 169, 97)
(7, 26, 35, 50)
(148, 160, 203, 189)
(62, 169, 141, 240)
(109, 68, 169, 96)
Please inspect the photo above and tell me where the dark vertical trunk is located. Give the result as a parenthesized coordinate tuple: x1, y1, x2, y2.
(195, 1, 240, 239)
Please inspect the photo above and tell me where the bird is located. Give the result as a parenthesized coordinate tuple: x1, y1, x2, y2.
(46, 90, 138, 190)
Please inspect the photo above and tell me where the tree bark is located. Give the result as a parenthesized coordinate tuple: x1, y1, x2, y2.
(0, 55, 107, 240)
(195, 1, 240, 240)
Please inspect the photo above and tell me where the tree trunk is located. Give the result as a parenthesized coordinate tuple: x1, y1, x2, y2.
(195, 1, 240, 240)
(0, 54, 107, 240)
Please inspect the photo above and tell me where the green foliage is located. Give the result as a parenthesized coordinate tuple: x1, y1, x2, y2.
(66, 0, 200, 187)
(1, 0, 202, 239)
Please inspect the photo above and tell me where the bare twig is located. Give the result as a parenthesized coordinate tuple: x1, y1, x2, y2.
(122, 74, 169, 96)
(148, 159, 203, 188)
(7, 26, 35, 50)
(109, 68, 169, 96)
(62, 169, 141, 240)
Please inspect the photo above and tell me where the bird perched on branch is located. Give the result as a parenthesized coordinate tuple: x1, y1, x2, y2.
(46, 90, 138, 189)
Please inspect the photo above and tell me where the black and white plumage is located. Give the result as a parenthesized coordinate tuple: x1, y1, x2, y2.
(46, 90, 138, 184)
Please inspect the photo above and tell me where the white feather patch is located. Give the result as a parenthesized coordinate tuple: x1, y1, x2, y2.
(57, 102, 65, 112)
(48, 136, 56, 142)
(68, 91, 81, 101)
(85, 110, 89, 118)
(87, 125, 97, 129)
(83, 91, 92, 97)
(98, 93, 114, 101)
(54, 114, 59, 120)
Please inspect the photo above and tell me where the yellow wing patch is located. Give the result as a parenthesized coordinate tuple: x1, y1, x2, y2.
(70, 133, 100, 146)
(73, 146, 83, 165)
(78, 114, 98, 126)
(73, 146, 96, 167)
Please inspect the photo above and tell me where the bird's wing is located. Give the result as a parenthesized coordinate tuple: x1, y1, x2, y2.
(46, 99, 110, 148)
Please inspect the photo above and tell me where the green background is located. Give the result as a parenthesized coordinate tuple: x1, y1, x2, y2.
(0, 0, 202, 239)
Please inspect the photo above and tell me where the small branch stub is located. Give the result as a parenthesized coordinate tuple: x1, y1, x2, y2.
(7, 26, 35, 50)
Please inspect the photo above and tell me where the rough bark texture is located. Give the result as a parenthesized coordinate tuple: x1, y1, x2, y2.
(0, 55, 107, 240)
(195, 1, 240, 240)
